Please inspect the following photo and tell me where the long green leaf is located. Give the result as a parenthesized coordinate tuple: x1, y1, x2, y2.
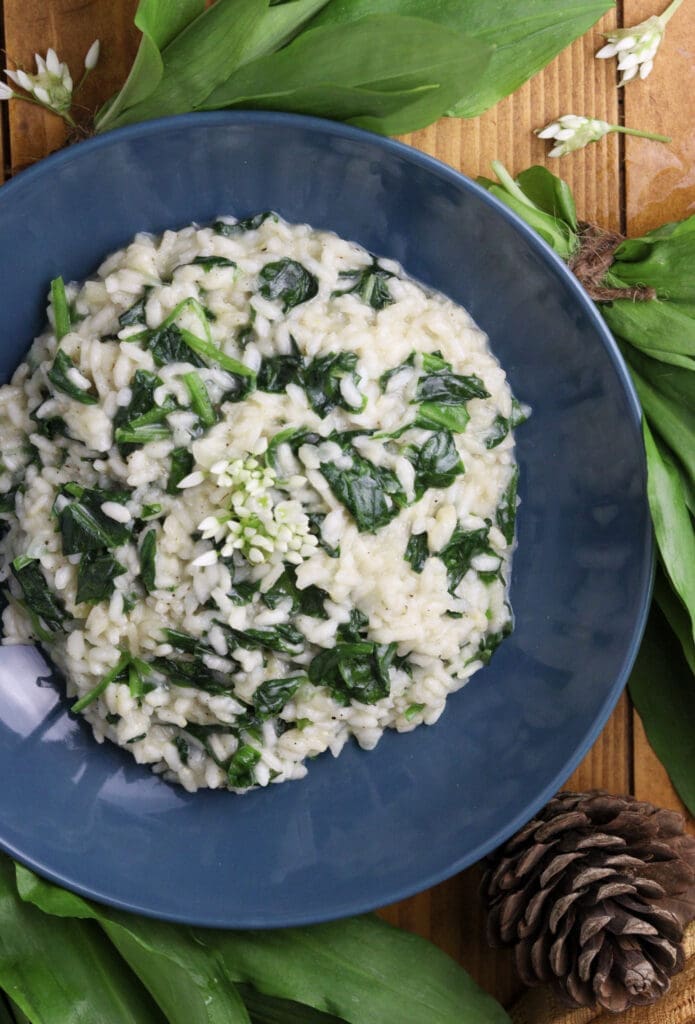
(95, 0, 205, 130)
(642, 421, 695, 644)
(0, 997, 15, 1024)
(201, 15, 491, 136)
(14, 866, 250, 1024)
(195, 917, 511, 1024)
(607, 216, 695, 302)
(18, 868, 509, 1024)
(306, 0, 612, 118)
(601, 300, 695, 369)
(0, 858, 164, 1024)
(629, 603, 695, 816)
(654, 570, 695, 677)
(104, 0, 333, 129)
(237, 985, 345, 1023)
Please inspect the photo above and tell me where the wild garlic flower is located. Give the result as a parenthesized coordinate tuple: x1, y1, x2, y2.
(190, 456, 318, 567)
(596, 0, 683, 84)
(2, 40, 100, 121)
(537, 114, 670, 158)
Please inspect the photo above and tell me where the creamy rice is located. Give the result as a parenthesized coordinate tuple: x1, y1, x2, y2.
(0, 213, 525, 792)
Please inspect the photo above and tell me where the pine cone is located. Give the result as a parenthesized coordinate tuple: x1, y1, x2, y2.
(483, 790, 695, 1013)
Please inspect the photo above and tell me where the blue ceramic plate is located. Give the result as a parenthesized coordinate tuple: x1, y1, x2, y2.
(0, 113, 652, 927)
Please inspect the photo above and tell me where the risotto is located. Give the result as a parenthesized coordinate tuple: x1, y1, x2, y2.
(0, 213, 525, 792)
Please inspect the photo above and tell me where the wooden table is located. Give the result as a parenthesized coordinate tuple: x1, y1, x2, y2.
(2, 1, 693, 1014)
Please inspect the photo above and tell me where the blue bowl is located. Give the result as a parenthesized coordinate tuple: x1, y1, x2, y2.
(0, 112, 652, 927)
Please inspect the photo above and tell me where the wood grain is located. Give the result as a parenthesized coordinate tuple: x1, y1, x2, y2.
(2, 1, 693, 1014)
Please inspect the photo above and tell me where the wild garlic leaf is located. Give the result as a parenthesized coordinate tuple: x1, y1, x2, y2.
(11, 556, 67, 630)
(302, 351, 363, 416)
(414, 402, 471, 433)
(415, 370, 489, 405)
(601, 300, 695, 370)
(104, 0, 333, 128)
(167, 447, 194, 495)
(405, 532, 429, 573)
(59, 488, 131, 555)
(139, 530, 157, 593)
(437, 525, 491, 593)
(214, 212, 276, 236)
(496, 467, 519, 545)
(119, 288, 152, 328)
(309, 640, 396, 705)
(476, 623, 513, 665)
(95, 0, 206, 131)
(227, 744, 261, 788)
(333, 263, 394, 309)
(337, 607, 369, 642)
(48, 350, 98, 405)
(144, 323, 206, 367)
(221, 622, 305, 656)
(200, 15, 491, 137)
(50, 276, 71, 341)
(153, 656, 232, 695)
(409, 431, 465, 498)
(257, 339, 304, 393)
(262, 564, 329, 618)
(76, 551, 127, 605)
(320, 449, 407, 532)
(259, 258, 318, 312)
(253, 676, 304, 720)
(608, 216, 695, 302)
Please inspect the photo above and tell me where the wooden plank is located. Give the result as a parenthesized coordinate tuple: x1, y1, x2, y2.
(623, 0, 695, 831)
(3, 0, 138, 174)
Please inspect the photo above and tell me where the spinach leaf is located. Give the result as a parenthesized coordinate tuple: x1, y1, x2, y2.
(152, 657, 232, 695)
(220, 622, 305, 656)
(405, 532, 429, 573)
(214, 212, 276, 235)
(47, 350, 98, 405)
(167, 448, 194, 494)
(59, 489, 131, 555)
(496, 466, 519, 544)
(437, 525, 491, 592)
(302, 351, 364, 417)
(262, 565, 328, 618)
(183, 371, 217, 428)
(227, 744, 261, 788)
(409, 431, 464, 498)
(336, 607, 369, 642)
(309, 640, 396, 705)
(145, 323, 207, 367)
(118, 288, 152, 328)
(140, 530, 157, 593)
(76, 551, 127, 605)
(11, 556, 67, 630)
(253, 676, 304, 720)
(414, 402, 470, 433)
(50, 277, 71, 341)
(257, 339, 304, 393)
(188, 255, 237, 272)
(259, 258, 318, 312)
(320, 449, 407, 532)
(415, 370, 489, 404)
(333, 262, 394, 310)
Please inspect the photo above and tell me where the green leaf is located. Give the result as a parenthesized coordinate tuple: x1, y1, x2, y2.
(307, 0, 610, 119)
(479, 164, 578, 260)
(76, 550, 126, 605)
(0, 858, 165, 1024)
(11, 557, 67, 631)
(236, 985, 344, 1023)
(628, 603, 695, 816)
(414, 371, 489, 405)
(167, 447, 194, 495)
(95, 0, 206, 130)
(253, 676, 304, 720)
(608, 216, 695, 302)
(50, 277, 71, 341)
(199, 15, 491, 137)
(437, 525, 491, 593)
(600, 300, 695, 370)
(227, 743, 262, 788)
(496, 466, 519, 545)
(409, 431, 465, 498)
(183, 371, 217, 428)
(405, 532, 429, 573)
(47, 350, 97, 405)
(59, 493, 131, 555)
(514, 166, 578, 230)
(14, 864, 250, 1024)
(103, 0, 333, 129)
(333, 263, 394, 310)
(71, 652, 131, 713)
(302, 352, 364, 417)
(140, 529, 157, 593)
(654, 568, 695, 677)
(320, 448, 407, 532)
(259, 259, 318, 312)
(642, 421, 695, 645)
(414, 402, 470, 433)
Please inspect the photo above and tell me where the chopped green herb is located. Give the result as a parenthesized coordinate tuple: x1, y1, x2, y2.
(11, 556, 67, 631)
(166, 448, 194, 495)
(333, 262, 394, 310)
(144, 322, 206, 367)
(50, 277, 71, 341)
(0, 489, 17, 516)
(405, 533, 429, 573)
(405, 702, 426, 721)
(253, 676, 304, 720)
(75, 550, 126, 605)
(47, 350, 97, 405)
(139, 529, 157, 593)
(227, 743, 261, 788)
(320, 448, 407, 532)
(114, 369, 176, 451)
(259, 258, 318, 312)
(485, 414, 509, 449)
(302, 351, 365, 417)
(229, 579, 260, 605)
(496, 466, 519, 544)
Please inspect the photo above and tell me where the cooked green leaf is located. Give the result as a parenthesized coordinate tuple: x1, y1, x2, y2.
(414, 402, 470, 433)
(183, 371, 217, 428)
(167, 447, 194, 495)
(405, 532, 429, 573)
(259, 258, 318, 312)
(476, 624, 513, 665)
(76, 551, 126, 605)
(11, 556, 67, 630)
(333, 262, 394, 309)
(144, 322, 206, 367)
(140, 529, 157, 593)
(59, 491, 131, 555)
(50, 277, 71, 341)
(214, 212, 277, 236)
(437, 525, 491, 593)
(409, 431, 464, 498)
(302, 351, 364, 417)
(227, 744, 262, 788)
(221, 623, 305, 656)
(72, 652, 131, 713)
(415, 370, 489, 405)
(254, 677, 305, 720)
(336, 607, 369, 642)
(257, 341, 304, 393)
(119, 289, 152, 328)
(262, 565, 328, 618)
(47, 350, 97, 405)
(189, 255, 237, 272)
(320, 449, 407, 532)
(496, 467, 519, 545)
(309, 641, 395, 705)
(152, 656, 232, 695)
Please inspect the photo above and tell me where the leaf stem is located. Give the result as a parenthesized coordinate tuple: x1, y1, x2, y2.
(611, 125, 671, 143)
(71, 652, 130, 713)
(661, 0, 684, 24)
(490, 161, 538, 210)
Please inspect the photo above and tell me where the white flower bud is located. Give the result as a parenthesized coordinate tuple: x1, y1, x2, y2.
(84, 39, 100, 71)
(0, 83, 14, 101)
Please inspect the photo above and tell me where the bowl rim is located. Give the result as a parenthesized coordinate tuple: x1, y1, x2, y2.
(0, 110, 654, 926)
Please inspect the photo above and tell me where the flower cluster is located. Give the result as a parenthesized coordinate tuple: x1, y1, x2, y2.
(2, 41, 99, 123)
(537, 115, 611, 158)
(186, 456, 318, 567)
(596, 0, 683, 85)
